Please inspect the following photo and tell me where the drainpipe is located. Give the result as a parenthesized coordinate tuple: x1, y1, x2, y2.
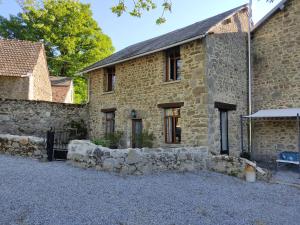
(248, 0, 253, 153)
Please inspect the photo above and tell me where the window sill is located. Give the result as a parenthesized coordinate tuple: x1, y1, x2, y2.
(161, 80, 182, 85)
(102, 91, 115, 95)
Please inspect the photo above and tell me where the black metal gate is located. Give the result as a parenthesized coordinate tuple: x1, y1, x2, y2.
(46, 128, 77, 161)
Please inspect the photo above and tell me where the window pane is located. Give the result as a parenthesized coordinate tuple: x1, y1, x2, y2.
(112, 74, 116, 90)
(166, 117, 173, 143)
(165, 108, 173, 116)
(221, 111, 228, 151)
(173, 108, 180, 116)
(176, 59, 182, 80)
(107, 74, 112, 91)
(175, 117, 181, 143)
(170, 58, 175, 80)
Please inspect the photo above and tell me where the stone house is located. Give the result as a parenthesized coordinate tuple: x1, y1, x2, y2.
(82, 5, 249, 156)
(50, 76, 74, 103)
(250, 0, 300, 161)
(0, 39, 52, 101)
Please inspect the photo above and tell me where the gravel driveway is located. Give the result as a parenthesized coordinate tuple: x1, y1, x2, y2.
(0, 155, 299, 225)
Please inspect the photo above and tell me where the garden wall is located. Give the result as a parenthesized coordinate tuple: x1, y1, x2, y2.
(0, 99, 88, 138)
(67, 140, 270, 181)
(0, 134, 46, 159)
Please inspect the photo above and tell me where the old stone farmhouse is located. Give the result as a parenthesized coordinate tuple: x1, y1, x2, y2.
(50, 76, 74, 103)
(82, 5, 249, 156)
(0, 39, 52, 101)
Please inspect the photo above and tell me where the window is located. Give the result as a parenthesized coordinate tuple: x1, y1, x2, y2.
(164, 108, 181, 144)
(220, 110, 229, 155)
(166, 47, 182, 81)
(105, 112, 115, 135)
(105, 67, 116, 92)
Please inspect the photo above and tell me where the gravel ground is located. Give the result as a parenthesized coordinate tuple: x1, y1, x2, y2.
(0, 155, 299, 225)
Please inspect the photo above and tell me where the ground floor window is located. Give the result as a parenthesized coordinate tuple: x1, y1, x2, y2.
(165, 108, 181, 144)
(105, 112, 115, 135)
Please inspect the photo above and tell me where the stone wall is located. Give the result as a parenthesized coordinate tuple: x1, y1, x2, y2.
(88, 39, 208, 148)
(0, 134, 46, 159)
(0, 76, 30, 100)
(205, 10, 249, 156)
(68, 140, 209, 175)
(252, 120, 298, 162)
(31, 48, 52, 101)
(251, 0, 300, 160)
(67, 140, 270, 181)
(0, 99, 88, 137)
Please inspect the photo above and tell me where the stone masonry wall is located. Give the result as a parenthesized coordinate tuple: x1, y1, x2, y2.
(31, 48, 52, 101)
(0, 99, 88, 137)
(252, 0, 300, 160)
(88, 39, 209, 148)
(205, 10, 249, 156)
(0, 76, 30, 100)
(252, 120, 298, 162)
(67, 140, 270, 181)
(88, 10, 249, 150)
(0, 134, 46, 159)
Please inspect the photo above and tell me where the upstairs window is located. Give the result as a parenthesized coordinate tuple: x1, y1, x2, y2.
(164, 108, 181, 144)
(105, 67, 116, 92)
(166, 47, 182, 81)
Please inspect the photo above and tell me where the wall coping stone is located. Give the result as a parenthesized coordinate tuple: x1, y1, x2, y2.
(0, 133, 44, 144)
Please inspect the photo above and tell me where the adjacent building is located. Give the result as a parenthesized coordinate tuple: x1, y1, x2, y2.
(83, 5, 249, 156)
(50, 76, 74, 103)
(0, 39, 52, 101)
(250, 0, 300, 161)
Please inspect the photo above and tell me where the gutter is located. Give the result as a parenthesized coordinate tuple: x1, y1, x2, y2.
(248, 1, 253, 153)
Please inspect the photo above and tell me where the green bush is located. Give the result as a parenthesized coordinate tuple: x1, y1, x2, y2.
(136, 131, 155, 148)
(92, 138, 110, 147)
(105, 131, 124, 149)
(93, 131, 124, 149)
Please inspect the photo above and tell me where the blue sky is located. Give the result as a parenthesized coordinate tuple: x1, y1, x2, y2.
(0, 0, 281, 51)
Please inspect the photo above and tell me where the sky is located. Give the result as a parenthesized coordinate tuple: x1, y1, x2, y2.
(0, 0, 282, 51)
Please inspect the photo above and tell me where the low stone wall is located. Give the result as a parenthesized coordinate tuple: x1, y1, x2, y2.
(0, 134, 46, 159)
(68, 140, 209, 175)
(67, 140, 270, 181)
(0, 98, 88, 137)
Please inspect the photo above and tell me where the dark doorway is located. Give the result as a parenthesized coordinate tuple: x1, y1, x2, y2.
(220, 110, 229, 155)
(132, 119, 143, 148)
(46, 128, 77, 161)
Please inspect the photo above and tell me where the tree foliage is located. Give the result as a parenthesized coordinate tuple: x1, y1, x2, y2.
(0, 0, 114, 103)
(111, 0, 172, 24)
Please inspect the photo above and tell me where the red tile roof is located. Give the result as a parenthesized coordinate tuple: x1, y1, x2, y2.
(0, 39, 43, 77)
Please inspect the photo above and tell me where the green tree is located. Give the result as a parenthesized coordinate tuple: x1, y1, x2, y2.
(1, 0, 114, 103)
